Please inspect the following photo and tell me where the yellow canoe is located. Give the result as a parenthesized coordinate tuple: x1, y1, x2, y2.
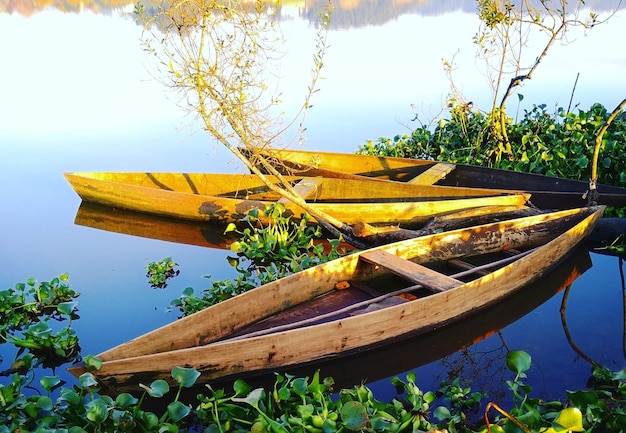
(64, 172, 530, 226)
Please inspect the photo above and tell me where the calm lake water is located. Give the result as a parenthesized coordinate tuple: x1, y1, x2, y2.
(1, 0, 625, 409)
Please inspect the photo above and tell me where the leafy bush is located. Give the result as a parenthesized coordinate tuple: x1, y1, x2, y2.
(358, 102, 626, 188)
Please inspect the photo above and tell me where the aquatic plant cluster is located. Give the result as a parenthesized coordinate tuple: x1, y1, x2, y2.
(168, 204, 348, 316)
(0, 274, 80, 374)
(1, 342, 624, 432)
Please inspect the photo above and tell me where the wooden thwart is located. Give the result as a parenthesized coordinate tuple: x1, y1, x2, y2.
(407, 162, 456, 185)
(360, 249, 463, 292)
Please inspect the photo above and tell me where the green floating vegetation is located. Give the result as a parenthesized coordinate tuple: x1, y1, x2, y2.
(160, 203, 349, 317)
(0, 274, 80, 373)
(1, 350, 623, 432)
(146, 257, 180, 289)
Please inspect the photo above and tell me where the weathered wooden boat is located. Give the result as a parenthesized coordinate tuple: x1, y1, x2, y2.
(64, 172, 530, 227)
(244, 148, 626, 209)
(68, 205, 603, 393)
(215, 247, 592, 391)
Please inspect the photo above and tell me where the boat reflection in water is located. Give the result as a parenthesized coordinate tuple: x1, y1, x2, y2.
(74, 202, 239, 250)
(73, 203, 593, 398)
(74, 201, 356, 253)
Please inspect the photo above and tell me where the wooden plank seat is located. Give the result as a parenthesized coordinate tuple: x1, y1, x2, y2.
(407, 162, 456, 185)
(359, 249, 463, 292)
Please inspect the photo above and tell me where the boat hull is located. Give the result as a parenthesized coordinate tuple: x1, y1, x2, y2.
(246, 148, 626, 209)
(68, 206, 603, 393)
(64, 172, 529, 226)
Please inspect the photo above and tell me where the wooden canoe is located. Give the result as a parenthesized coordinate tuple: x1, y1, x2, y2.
(63, 172, 530, 226)
(212, 247, 593, 391)
(68, 205, 604, 393)
(243, 148, 626, 209)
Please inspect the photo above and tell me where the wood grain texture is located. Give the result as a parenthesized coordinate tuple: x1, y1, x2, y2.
(64, 172, 529, 226)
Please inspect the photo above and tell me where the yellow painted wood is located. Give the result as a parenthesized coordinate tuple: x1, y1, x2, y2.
(242, 147, 434, 181)
(278, 178, 322, 204)
(66, 206, 604, 392)
(359, 250, 462, 292)
(407, 162, 456, 185)
(64, 172, 530, 226)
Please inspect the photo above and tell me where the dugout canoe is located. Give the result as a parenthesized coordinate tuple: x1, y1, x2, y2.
(63, 172, 530, 227)
(68, 205, 603, 393)
(213, 247, 592, 391)
(244, 148, 626, 209)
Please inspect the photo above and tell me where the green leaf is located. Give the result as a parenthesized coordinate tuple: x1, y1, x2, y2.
(57, 301, 77, 316)
(506, 350, 532, 374)
(40, 376, 62, 392)
(232, 388, 264, 407)
(36, 395, 54, 410)
(424, 390, 436, 404)
(566, 390, 599, 406)
(277, 386, 291, 401)
(232, 378, 253, 396)
(115, 392, 139, 409)
(434, 406, 452, 421)
(84, 355, 103, 371)
(58, 389, 81, 406)
(171, 366, 200, 388)
(142, 412, 159, 429)
(292, 378, 308, 397)
(340, 401, 368, 430)
(140, 379, 170, 397)
(297, 403, 314, 419)
(86, 400, 109, 423)
(224, 223, 237, 233)
(575, 155, 589, 168)
(307, 370, 325, 394)
(79, 372, 99, 388)
(167, 400, 191, 422)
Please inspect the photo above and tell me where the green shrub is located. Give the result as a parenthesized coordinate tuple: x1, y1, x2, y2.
(358, 102, 626, 188)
